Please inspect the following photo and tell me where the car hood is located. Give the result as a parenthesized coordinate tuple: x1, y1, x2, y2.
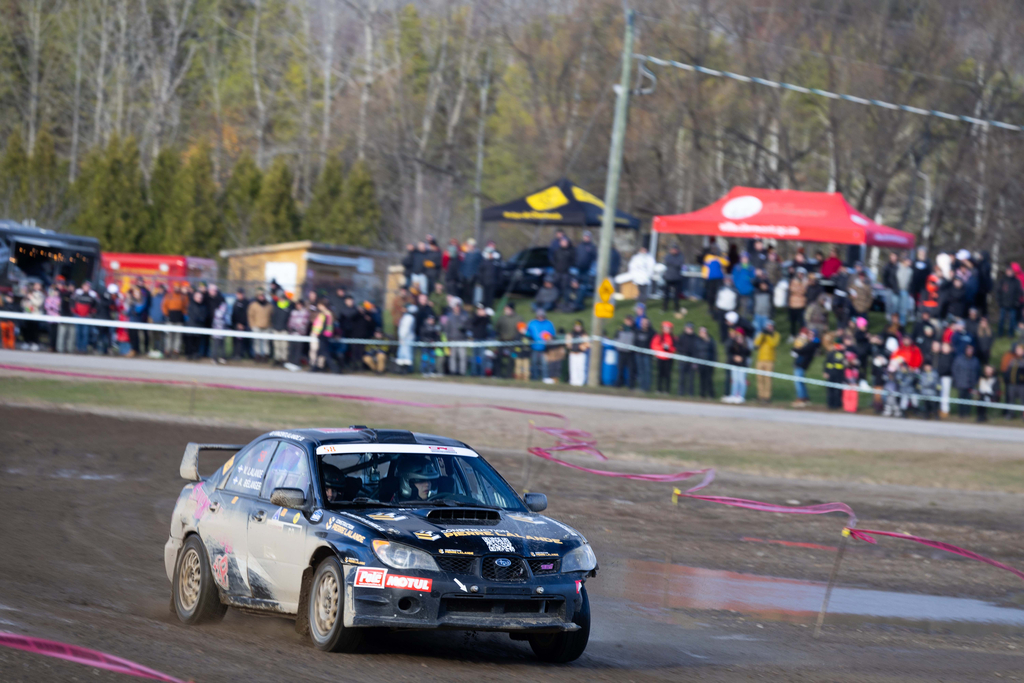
(336, 507, 587, 556)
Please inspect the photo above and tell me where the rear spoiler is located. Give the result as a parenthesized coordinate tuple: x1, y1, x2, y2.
(180, 443, 245, 482)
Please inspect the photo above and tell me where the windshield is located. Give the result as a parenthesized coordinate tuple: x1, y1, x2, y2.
(319, 451, 526, 512)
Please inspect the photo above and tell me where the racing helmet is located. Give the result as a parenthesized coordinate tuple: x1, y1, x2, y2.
(397, 456, 440, 499)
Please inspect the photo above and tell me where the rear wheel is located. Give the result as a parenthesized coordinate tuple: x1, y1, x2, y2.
(528, 585, 591, 663)
(308, 556, 362, 652)
(172, 536, 227, 624)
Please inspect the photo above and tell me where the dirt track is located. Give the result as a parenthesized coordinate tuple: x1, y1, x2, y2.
(1, 404, 1022, 682)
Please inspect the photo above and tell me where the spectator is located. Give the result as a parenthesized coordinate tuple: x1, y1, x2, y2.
(247, 289, 272, 361)
(396, 304, 417, 373)
(805, 273, 824, 311)
(651, 321, 676, 393)
(551, 237, 575, 299)
(951, 345, 981, 418)
(823, 339, 847, 410)
(715, 276, 738, 340)
(947, 278, 968, 319)
(185, 290, 209, 360)
(513, 322, 531, 381)
(419, 314, 442, 376)
(460, 238, 483, 303)
(414, 293, 435, 338)
(724, 326, 750, 403)
(790, 327, 819, 408)
(676, 321, 698, 396)
(567, 320, 590, 387)
(163, 285, 188, 357)
(0, 292, 16, 350)
(210, 296, 230, 365)
(270, 295, 293, 366)
(479, 246, 500, 308)
(20, 282, 44, 350)
(469, 304, 492, 376)
(820, 248, 842, 278)
(975, 317, 993, 366)
(977, 365, 998, 423)
(732, 253, 755, 317)
(424, 238, 442, 292)
(402, 243, 416, 287)
(765, 249, 782, 285)
(1004, 345, 1024, 418)
(635, 316, 654, 392)
(444, 239, 462, 296)
(545, 328, 567, 383)
(309, 301, 334, 372)
(996, 265, 1023, 337)
(230, 288, 250, 359)
(917, 361, 939, 419)
(495, 303, 523, 378)
(430, 281, 449, 318)
(534, 277, 560, 312)
(615, 315, 637, 389)
(574, 231, 597, 278)
(661, 244, 686, 312)
(548, 229, 572, 262)
(849, 270, 873, 319)
(694, 326, 717, 398)
(443, 299, 470, 375)
(71, 281, 98, 353)
(936, 341, 954, 418)
(752, 280, 773, 334)
(753, 320, 780, 403)
(286, 300, 310, 368)
(703, 246, 728, 307)
(363, 330, 389, 374)
(148, 284, 166, 358)
(410, 241, 429, 293)
(896, 256, 914, 324)
(526, 307, 556, 382)
(43, 286, 61, 352)
(626, 246, 656, 303)
(787, 269, 808, 338)
(882, 252, 900, 317)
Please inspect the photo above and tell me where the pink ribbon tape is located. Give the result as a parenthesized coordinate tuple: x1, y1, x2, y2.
(0, 632, 187, 682)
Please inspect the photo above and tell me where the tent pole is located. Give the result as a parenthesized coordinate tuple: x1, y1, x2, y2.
(588, 9, 635, 387)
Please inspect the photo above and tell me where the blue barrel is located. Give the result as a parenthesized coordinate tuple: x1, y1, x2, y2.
(601, 345, 618, 386)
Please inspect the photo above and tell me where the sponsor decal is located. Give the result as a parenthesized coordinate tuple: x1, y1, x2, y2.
(494, 558, 512, 568)
(310, 510, 323, 523)
(292, 512, 301, 524)
(414, 531, 441, 541)
(212, 555, 230, 590)
(231, 465, 265, 492)
(427, 445, 454, 452)
(507, 514, 545, 525)
(441, 528, 563, 544)
(271, 507, 300, 527)
(384, 574, 432, 592)
(503, 210, 563, 221)
(483, 536, 516, 553)
(329, 523, 366, 544)
(719, 221, 800, 237)
(257, 448, 269, 463)
(439, 549, 474, 555)
(326, 516, 353, 530)
(530, 551, 558, 557)
(366, 512, 407, 521)
(539, 563, 555, 571)
(339, 511, 385, 532)
(721, 195, 763, 220)
(454, 578, 468, 592)
(269, 430, 305, 441)
(188, 482, 210, 521)
(354, 567, 387, 588)
(221, 455, 235, 475)
(575, 580, 582, 594)
(230, 496, 239, 505)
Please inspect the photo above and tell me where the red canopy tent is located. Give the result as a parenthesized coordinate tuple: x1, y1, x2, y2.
(652, 187, 915, 250)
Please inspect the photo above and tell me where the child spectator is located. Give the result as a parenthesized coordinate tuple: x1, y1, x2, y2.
(918, 361, 940, 419)
(419, 314, 441, 376)
(952, 345, 981, 418)
(363, 330, 389, 374)
(752, 320, 780, 403)
(567, 320, 590, 387)
(895, 360, 918, 418)
(651, 321, 676, 393)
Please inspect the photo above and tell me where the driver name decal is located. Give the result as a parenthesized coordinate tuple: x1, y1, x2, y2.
(440, 528, 563, 544)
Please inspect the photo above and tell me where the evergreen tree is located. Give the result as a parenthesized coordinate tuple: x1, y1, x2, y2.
(27, 129, 71, 229)
(252, 157, 300, 244)
(341, 160, 380, 247)
(302, 156, 345, 242)
(144, 147, 182, 253)
(222, 152, 262, 248)
(0, 131, 30, 220)
(71, 136, 149, 251)
(170, 142, 221, 256)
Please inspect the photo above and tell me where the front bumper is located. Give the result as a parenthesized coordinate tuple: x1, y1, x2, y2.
(343, 567, 586, 633)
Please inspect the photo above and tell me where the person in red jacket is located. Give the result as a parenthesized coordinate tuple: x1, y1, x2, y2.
(651, 321, 677, 393)
(890, 335, 923, 370)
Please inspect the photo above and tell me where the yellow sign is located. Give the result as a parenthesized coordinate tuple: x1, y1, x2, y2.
(594, 302, 615, 318)
(525, 186, 570, 211)
(597, 278, 614, 303)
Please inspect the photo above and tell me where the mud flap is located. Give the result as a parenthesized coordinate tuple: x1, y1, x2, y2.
(294, 565, 314, 636)
(342, 565, 356, 628)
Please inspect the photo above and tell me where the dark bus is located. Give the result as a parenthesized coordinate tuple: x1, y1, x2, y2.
(0, 220, 100, 291)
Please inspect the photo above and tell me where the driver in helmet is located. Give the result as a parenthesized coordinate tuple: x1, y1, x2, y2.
(396, 456, 440, 501)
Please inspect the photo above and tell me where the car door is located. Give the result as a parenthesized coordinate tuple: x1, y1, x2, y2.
(246, 440, 313, 611)
(205, 439, 279, 597)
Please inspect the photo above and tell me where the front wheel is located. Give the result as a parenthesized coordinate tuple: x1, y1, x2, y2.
(528, 585, 591, 663)
(308, 557, 363, 652)
(172, 536, 227, 624)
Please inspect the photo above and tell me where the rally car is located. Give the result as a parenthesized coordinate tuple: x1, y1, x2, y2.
(164, 427, 596, 662)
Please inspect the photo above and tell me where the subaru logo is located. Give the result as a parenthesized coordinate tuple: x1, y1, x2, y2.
(494, 558, 512, 568)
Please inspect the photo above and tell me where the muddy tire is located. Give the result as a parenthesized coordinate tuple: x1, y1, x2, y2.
(172, 536, 227, 625)
(528, 585, 590, 663)
(308, 556, 362, 652)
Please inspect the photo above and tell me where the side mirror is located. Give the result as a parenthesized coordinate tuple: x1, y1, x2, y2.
(269, 488, 306, 509)
(524, 492, 547, 512)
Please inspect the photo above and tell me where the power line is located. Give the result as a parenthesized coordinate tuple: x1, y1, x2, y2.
(635, 54, 1024, 133)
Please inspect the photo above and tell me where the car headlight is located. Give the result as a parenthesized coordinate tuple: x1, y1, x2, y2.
(561, 543, 597, 573)
(372, 540, 439, 571)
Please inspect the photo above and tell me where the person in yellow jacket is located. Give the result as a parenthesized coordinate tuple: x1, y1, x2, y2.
(752, 320, 781, 403)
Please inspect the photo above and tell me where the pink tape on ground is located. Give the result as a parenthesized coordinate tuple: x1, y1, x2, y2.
(0, 632, 187, 682)
(3, 362, 1021, 583)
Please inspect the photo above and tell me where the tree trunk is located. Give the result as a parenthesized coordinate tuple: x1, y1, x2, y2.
(26, 0, 43, 153)
(356, 0, 377, 163)
(114, 0, 128, 137)
(412, 14, 449, 237)
(92, 0, 111, 147)
(319, 0, 337, 168)
(474, 50, 491, 242)
(250, 0, 266, 168)
(299, 0, 314, 202)
(70, 0, 85, 182)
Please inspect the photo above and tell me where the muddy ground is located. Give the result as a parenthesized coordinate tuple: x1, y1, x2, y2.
(0, 404, 1022, 682)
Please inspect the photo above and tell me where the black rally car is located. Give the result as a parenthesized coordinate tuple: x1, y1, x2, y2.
(164, 427, 597, 662)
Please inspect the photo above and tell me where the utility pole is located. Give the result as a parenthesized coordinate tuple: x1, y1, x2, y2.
(588, 9, 636, 387)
